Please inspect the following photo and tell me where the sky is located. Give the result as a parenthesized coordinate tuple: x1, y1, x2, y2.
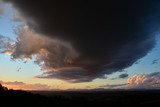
(0, 0, 160, 90)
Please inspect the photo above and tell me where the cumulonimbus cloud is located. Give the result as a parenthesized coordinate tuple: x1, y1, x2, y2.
(99, 72, 160, 89)
(1, 0, 160, 82)
(127, 72, 160, 89)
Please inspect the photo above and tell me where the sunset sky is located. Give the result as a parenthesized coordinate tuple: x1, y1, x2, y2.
(0, 0, 160, 90)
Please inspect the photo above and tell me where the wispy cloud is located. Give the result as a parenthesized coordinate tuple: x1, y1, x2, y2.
(99, 84, 127, 89)
(0, 7, 3, 17)
(110, 73, 129, 80)
(119, 73, 129, 79)
(151, 59, 160, 64)
(0, 80, 51, 90)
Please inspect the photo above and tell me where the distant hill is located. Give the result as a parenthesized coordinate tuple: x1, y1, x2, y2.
(1, 84, 160, 107)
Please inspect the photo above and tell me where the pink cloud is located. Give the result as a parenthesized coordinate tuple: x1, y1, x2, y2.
(98, 72, 160, 89)
(0, 80, 51, 90)
(126, 72, 160, 89)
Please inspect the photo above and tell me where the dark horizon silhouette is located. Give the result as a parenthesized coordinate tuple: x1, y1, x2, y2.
(1, 83, 160, 107)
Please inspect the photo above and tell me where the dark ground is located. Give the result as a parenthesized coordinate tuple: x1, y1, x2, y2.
(1, 84, 160, 107)
(30, 90, 160, 107)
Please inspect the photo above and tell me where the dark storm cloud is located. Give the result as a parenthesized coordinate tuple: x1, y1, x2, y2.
(3, 0, 160, 82)
(36, 67, 95, 83)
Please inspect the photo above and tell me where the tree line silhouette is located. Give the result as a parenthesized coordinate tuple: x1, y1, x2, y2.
(1, 83, 160, 107)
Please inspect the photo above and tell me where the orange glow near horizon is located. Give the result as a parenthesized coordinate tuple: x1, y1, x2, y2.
(2, 84, 22, 90)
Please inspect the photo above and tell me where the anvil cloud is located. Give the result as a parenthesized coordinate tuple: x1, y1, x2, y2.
(1, 0, 160, 82)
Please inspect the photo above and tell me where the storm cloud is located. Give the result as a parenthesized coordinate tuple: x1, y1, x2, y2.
(2, 0, 160, 82)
